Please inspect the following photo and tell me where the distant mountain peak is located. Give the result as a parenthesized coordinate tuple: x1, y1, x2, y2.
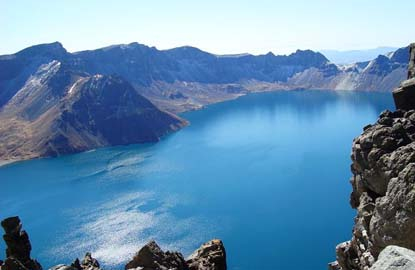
(15, 41, 67, 58)
(320, 47, 399, 64)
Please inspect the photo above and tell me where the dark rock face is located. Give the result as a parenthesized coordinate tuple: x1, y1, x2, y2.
(0, 217, 42, 270)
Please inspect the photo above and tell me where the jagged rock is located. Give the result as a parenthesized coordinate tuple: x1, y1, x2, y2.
(186, 240, 226, 270)
(125, 240, 187, 270)
(1, 217, 42, 270)
(369, 246, 415, 270)
(49, 254, 101, 270)
(333, 109, 415, 270)
(125, 240, 227, 270)
(80, 253, 100, 270)
(70, 259, 81, 270)
(331, 43, 415, 270)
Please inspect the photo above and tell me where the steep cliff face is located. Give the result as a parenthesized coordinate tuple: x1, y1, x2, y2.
(330, 43, 415, 270)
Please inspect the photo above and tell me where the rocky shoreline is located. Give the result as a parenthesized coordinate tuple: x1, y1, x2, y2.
(0, 217, 226, 270)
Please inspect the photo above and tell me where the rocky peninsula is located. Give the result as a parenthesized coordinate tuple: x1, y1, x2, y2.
(0, 217, 226, 270)
(330, 43, 415, 269)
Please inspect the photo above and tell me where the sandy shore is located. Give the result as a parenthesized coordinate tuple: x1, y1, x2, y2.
(0, 159, 19, 168)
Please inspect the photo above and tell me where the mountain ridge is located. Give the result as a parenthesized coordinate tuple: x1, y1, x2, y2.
(0, 59, 186, 162)
(0, 41, 410, 162)
(2, 41, 405, 114)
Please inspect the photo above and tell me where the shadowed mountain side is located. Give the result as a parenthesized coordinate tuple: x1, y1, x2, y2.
(0, 61, 186, 161)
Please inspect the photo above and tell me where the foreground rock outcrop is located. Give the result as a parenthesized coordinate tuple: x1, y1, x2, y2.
(0, 217, 42, 270)
(0, 217, 226, 270)
(124, 239, 226, 270)
(124, 240, 187, 270)
(186, 240, 226, 270)
(330, 43, 415, 270)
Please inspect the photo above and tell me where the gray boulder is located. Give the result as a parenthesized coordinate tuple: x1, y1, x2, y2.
(370, 246, 415, 270)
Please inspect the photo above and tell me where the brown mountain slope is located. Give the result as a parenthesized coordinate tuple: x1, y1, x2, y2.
(0, 61, 187, 162)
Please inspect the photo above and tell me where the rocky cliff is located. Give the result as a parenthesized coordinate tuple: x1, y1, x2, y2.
(330, 43, 415, 270)
(0, 217, 227, 270)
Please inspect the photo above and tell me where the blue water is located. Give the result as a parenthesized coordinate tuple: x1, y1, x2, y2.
(0, 90, 394, 270)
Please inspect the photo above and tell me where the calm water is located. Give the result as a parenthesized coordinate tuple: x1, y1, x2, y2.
(0, 90, 394, 270)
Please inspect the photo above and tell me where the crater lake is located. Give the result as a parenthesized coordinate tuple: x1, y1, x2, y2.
(0, 90, 394, 270)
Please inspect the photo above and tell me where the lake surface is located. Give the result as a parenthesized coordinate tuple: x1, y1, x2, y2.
(0, 90, 394, 270)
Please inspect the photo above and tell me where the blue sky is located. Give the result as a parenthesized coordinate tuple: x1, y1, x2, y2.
(1, 0, 414, 55)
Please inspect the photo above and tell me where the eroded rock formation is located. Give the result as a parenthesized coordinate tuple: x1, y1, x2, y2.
(0, 216, 42, 270)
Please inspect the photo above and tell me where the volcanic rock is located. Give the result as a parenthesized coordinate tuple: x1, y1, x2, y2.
(125, 240, 187, 270)
(186, 240, 226, 270)
(0, 217, 42, 270)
